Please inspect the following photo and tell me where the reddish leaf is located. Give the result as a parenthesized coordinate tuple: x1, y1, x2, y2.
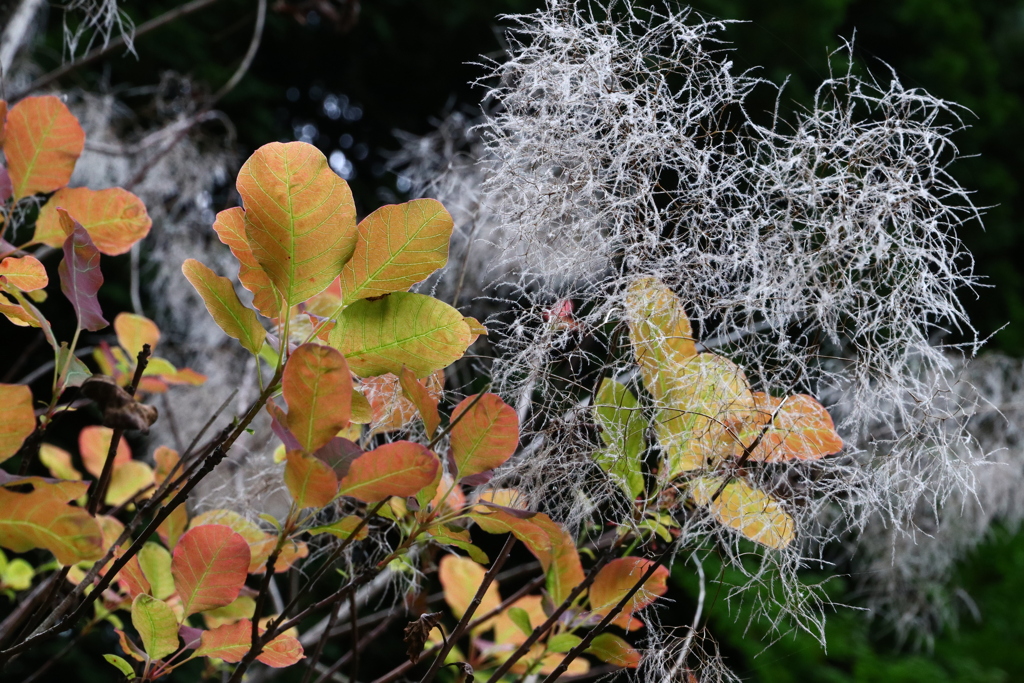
(118, 553, 151, 599)
(586, 632, 641, 668)
(189, 509, 274, 575)
(195, 619, 304, 667)
(79, 425, 131, 478)
(0, 486, 103, 565)
(36, 187, 151, 255)
(57, 208, 108, 331)
(399, 366, 440, 437)
(282, 343, 352, 453)
(449, 393, 518, 480)
(4, 96, 84, 199)
(748, 393, 843, 462)
(0, 383, 35, 465)
(589, 558, 669, 631)
(336, 441, 439, 503)
(114, 313, 160, 358)
(236, 141, 358, 306)
(284, 450, 339, 509)
(0, 255, 47, 291)
(212, 207, 280, 319)
(171, 524, 251, 616)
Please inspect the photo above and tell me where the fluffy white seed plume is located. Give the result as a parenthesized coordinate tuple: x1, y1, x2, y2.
(396, 0, 995, 658)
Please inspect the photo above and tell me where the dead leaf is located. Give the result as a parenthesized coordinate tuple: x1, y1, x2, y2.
(80, 375, 158, 432)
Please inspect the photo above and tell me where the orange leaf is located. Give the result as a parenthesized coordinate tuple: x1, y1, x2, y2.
(449, 393, 518, 480)
(0, 255, 47, 291)
(36, 187, 151, 255)
(153, 446, 180, 488)
(211, 207, 280, 319)
(284, 450, 339, 509)
(528, 513, 585, 606)
(236, 141, 358, 306)
(0, 297, 37, 327)
(337, 441, 439, 503)
(398, 366, 440, 437)
(171, 524, 251, 616)
(589, 558, 668, 631)
(118, 552, 152, 600)
(79, 425, 131, 478)
(0, 486, 103, 565)
(282, 343, 352, 453)
(0, 100, 7, 147)
(339, 198, 453, 303)
(4, 96, 84, 199)
(586, 632, 642, 668)
(0, 383, 35, 465)
(468, 509, 553, 568)
(747, 393, 843, 462)
(195, 618, 304, 667)
(114, 312, 160, 358)
(439, 555, 501, 633)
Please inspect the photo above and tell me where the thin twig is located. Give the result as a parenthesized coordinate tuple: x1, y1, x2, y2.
(87, 344, 152, 514)
(539, 542, 679, 683)
(314, 611, 399, 683)
(420, 536, 517, 683)
(11, 0, 225, 101)
(665, 553, 705, 682)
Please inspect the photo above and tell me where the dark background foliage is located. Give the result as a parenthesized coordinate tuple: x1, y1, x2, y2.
(6, 0, 1024, 680)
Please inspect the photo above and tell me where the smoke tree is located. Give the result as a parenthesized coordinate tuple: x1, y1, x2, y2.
(0, 1, 1007, 681)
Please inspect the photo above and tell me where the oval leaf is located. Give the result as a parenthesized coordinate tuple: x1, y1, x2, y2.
(0, 384, 35, 465)
(79, 425, 132, 478)
(171, 524, 251, 616)
(625, 277, 698, 400)
(589, 557, 669, 630)
(36, 187, 151, 255)
(182, 259, 266, 355)
(337, 441, 439, 503)
(236, 141, 358, 306)
(57, 208, 108, 331)
(284, 450, 339, 509)
(0, 486, 103, 565)
(691, 478, 795, 550)
(0, 255, 47, 291)
(450, 393, 519, 480)
(139, 541, 175, 600)
(5, 96, 84, 199)
(131, 594, 180, 660)
(439, 555, 501, 633)
(195, 618, 304, 667)
(748, 393, 843, 462)
(38, 443, 82, 480)
(114, 313, 160, 358)
(339, 198, 453, 303)
(212, 207, 280, 319)
(282, 343, 352, 453)
(586, 632, 642, 668)
(329, 292, 471, 377)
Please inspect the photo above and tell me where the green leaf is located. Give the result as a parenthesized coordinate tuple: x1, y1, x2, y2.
(138, 542, 175, 601)
(547, 633, 582, 653)
(131, 594, 180, 660)
(1, 558, 34, 590)
(328, 292, 471, 378)
(507, 606, 533, 637)
(427, 533, 489, 564)
(182, 259, 266, 355)
(593, 378, 645, 498)
(103, 653, 135, 678)
(586, 632, 641, 668)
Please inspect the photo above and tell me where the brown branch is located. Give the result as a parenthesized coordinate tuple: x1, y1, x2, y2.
(11, 0, 226, 101)
(539, 542, 678, 683)
(88, 344, 152, 514)
(419, 536, 517, 683)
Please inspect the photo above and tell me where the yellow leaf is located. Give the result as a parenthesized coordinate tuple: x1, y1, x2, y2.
(691, 477, 795, 550)
(182, 259, 266, 355)
(625, 277, 697, 401)
(114, 312, 160, 358)
(212, 207, 280, 319)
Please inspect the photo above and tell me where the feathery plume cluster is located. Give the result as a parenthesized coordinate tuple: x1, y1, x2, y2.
(62, 0, 134, 57)
(394, 0, 992, 654)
